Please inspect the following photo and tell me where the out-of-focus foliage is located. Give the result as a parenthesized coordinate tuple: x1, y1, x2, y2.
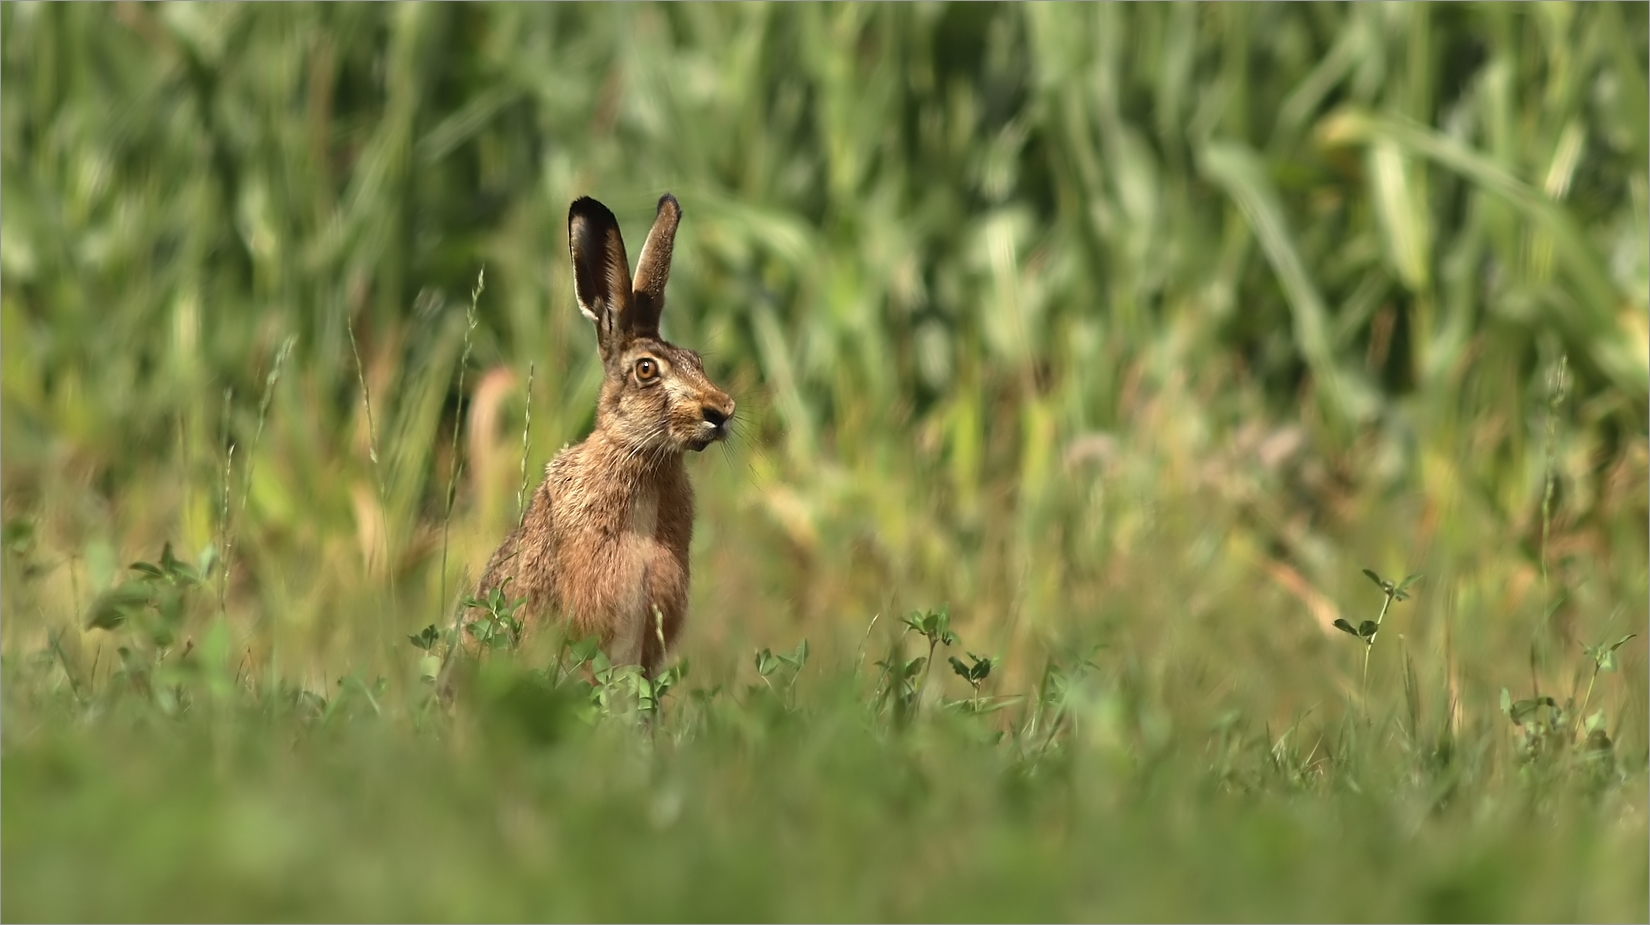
(5, 3, 1645, 458)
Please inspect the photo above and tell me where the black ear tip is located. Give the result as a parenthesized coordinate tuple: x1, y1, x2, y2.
(656, 193, 680, 216)
(568, 196, 618, 227)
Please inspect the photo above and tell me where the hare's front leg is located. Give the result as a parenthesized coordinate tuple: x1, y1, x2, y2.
(637, 542, 690, 678)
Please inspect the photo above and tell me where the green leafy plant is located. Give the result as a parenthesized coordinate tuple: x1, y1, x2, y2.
(460, 578, 526, 653)
(408, 624, 441, 650)
(85, 542, 216, 654)
(1499, 687, 1568, 765)
(530, 630, 691, 724)
(1572, 632, 1637, 753)
(638, 660, 689, 718)
(1499, 633, 1638, 771)
(900, 604, 956, 695)
(1334, 569, 1421, 690)
(407, 624, 443, 683)
(947, 651, 996, 711)
(872, 606, 957, 723)
(582, 653, 682, 722)
(754, 638, 809, 709)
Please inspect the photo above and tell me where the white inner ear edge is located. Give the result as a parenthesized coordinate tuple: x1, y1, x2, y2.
(578, 301, 601, 324)
(632, 240, 659, 292)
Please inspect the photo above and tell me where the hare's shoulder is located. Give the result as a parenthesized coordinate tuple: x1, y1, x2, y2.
(477, 444, 581, 596)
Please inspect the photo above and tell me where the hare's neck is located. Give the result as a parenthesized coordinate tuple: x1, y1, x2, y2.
(583, 433, 686, 495)
(584, 438, 683, 540)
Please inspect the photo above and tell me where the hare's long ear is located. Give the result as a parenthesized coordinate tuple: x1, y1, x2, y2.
(568, 196, 633, 362)
(628, 193, 681, 339)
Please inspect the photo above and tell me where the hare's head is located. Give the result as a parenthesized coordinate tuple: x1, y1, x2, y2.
(568, 194, 735, 456)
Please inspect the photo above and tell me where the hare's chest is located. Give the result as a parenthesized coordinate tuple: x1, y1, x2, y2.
(605, 487, 662, 664)
(623, 488, 659, 542)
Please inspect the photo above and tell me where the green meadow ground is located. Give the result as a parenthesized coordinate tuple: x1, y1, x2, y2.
(3, 3, 1648, 921)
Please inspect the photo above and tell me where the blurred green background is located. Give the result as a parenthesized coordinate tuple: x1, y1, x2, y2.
(3, 3, 1647, 921)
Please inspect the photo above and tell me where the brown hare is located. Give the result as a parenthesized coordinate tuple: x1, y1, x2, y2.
(473, 193, 734, 677)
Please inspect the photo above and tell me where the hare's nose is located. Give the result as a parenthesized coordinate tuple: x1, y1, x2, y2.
(702, 405, 730, 428)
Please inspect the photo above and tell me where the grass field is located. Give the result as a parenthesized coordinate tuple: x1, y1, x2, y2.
(3, 3, 1648, 921)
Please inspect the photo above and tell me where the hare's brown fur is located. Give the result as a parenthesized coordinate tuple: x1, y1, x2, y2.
(474, 194, 732, 677)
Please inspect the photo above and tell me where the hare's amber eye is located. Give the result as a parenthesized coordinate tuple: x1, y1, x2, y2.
(635, 358, 659, 381)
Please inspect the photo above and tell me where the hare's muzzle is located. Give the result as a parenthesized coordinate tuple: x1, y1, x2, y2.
(692, 398, 735, 451)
